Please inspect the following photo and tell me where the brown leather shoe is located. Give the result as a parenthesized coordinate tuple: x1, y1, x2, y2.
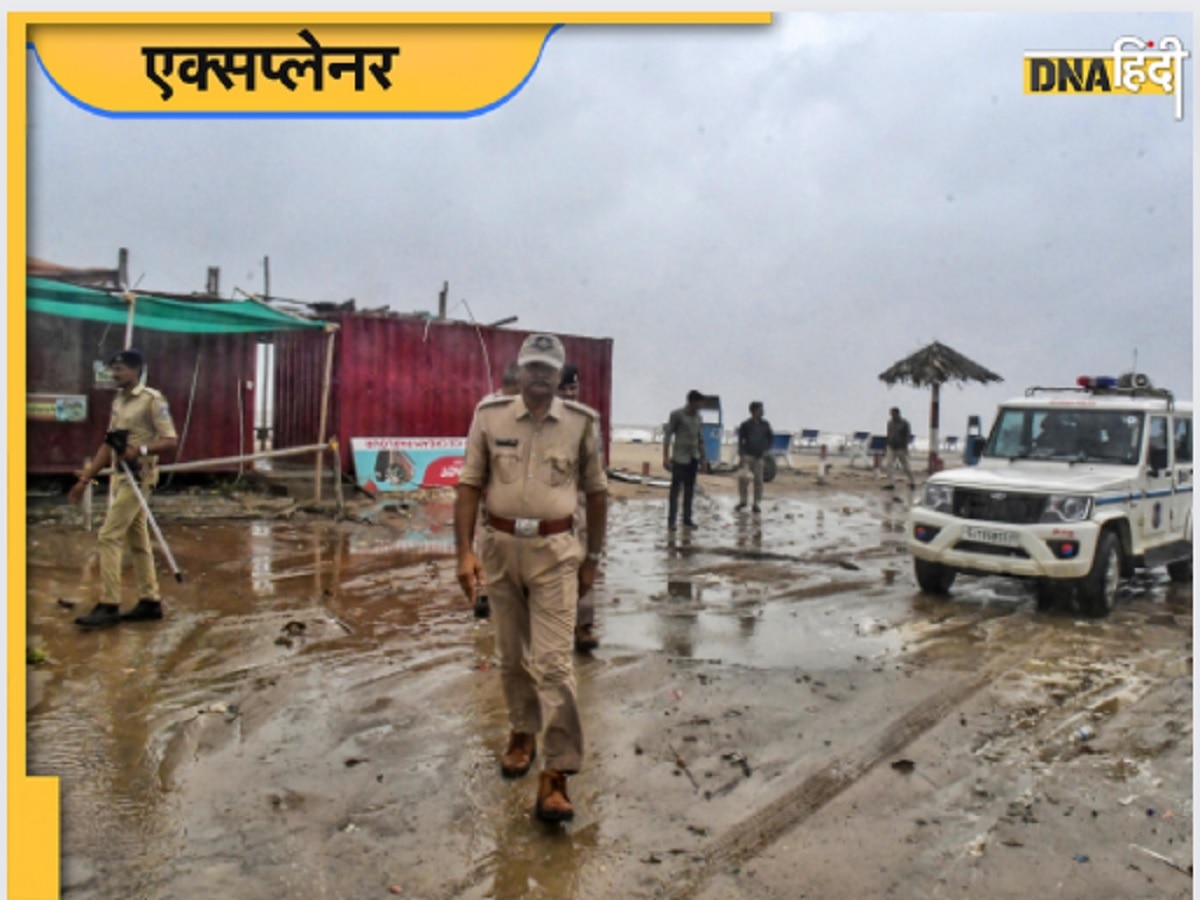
(574, 624, 599, 653)
(535, 770, 574, 822)
(500, 732, 536, 778)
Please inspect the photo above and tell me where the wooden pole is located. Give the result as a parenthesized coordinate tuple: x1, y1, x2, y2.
(331, 438, 345, 515)
(928, 383, 941, 473)
(123, 294, 136, 349)
(314, 324, 338, 502)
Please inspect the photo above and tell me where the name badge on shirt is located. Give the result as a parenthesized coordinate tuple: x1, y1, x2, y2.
(495, 438, 518, 447)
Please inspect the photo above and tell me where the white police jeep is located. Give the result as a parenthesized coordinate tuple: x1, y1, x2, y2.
(908, 375, 1192, 617)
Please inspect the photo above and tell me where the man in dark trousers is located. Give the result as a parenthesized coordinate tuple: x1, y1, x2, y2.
(736, 401, 774, 513)
(557, 362, 600, 653)
(662, 390, 707, 530)
(67, 348, 178, 627)
(455, 334, 608, 822)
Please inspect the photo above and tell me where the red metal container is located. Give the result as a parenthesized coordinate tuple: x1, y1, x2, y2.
(27, 311, 257, 474)
(273, 313, 613, 474)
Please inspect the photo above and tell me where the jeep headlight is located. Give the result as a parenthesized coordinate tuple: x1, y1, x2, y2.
(1041, 494, 1093, 522)
(922, 483, 954, 513)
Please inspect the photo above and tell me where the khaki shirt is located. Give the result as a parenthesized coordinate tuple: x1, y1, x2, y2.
(460, 395, 607, 521)
(109, 383, 177, 468)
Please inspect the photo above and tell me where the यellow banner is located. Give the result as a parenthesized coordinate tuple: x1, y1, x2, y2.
(26, 15, 770, 118)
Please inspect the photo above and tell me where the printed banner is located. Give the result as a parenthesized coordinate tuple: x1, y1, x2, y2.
(27, 394, 88, 422)
(351, 436, 466, 494)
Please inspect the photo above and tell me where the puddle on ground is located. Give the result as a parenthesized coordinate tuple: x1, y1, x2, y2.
(24, 489, 1190, 897)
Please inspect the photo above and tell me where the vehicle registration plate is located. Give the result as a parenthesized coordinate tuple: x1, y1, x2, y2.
(963, 526, 1019, 547)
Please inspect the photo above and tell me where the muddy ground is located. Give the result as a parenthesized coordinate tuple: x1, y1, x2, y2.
(24, 444, 1194, 899)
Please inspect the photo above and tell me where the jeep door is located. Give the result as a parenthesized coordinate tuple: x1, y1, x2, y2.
(1142, 415, 1173, 543)
(1171, 415, 1193, 539)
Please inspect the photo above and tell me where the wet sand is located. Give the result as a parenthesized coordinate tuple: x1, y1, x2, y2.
(25, 447, 1193, 898)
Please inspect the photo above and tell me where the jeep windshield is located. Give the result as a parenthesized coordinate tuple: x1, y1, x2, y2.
(984, 408, 1144, 465)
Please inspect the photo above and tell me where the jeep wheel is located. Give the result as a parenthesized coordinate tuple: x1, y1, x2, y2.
(1167, 558, 1192, 582)
(1078, 531, 1122, 618)
(914, 559, 956, 595)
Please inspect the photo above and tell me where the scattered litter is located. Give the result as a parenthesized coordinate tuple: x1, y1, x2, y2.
(388, 887, 403, 895)
(1072, 725, 1095, 743)
(721, 751, 752, 777)
(891, 759, 915, 774)
(1146, 808, 1156, 817)
(344, 757, 369, 768)
(967, 836, 987, 857)
(1130, 843, 1192, 877)
(1074, 854, 1089, 863)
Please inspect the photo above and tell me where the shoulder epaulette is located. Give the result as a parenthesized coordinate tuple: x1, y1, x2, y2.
(477, 394, 517, 410)
(562, 399, 601, 421)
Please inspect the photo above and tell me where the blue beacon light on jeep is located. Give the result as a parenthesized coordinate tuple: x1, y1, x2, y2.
(1076, 375, 1118, 389)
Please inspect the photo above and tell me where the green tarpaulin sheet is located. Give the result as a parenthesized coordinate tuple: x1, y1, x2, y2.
(26, 276, 326, 334)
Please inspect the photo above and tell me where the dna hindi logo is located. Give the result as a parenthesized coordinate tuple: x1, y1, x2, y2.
(1024, 35, 1190, 120)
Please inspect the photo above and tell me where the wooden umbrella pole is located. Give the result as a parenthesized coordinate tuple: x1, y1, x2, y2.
(314, 324, 338, 502)
(929, 382, 941, 473)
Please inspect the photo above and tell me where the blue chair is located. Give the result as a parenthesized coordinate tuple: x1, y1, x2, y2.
(849, 434, 888, 468)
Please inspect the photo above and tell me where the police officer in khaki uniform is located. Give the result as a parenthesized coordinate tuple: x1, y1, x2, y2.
(68, 349, 178, 627)
(455, 334, 608, 822)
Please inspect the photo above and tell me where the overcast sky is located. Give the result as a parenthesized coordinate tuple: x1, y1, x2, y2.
(26, 12, 1194, 437)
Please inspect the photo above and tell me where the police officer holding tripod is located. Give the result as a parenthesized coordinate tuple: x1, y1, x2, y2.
(68, 349, 178, 628)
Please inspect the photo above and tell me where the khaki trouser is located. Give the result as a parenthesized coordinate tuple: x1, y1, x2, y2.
(884, 447, 914, 485)
(738, 456, 765, 506)
(481, 529, 584, 773)
(98, 472, 159, 605)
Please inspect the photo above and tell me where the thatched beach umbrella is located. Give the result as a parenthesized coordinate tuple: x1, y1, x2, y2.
(878, 341, 1003, 471)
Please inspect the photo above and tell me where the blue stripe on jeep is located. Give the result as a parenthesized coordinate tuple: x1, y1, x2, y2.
(1097, 493, 1138, 506)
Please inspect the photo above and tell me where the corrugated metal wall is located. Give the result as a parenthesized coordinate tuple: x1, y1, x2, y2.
(273, 313, 613, 473)
(27, 312, 257, 474)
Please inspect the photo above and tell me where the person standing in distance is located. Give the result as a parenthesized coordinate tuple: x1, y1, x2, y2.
(735, 401, 774, 514)
(883, 406, 916, 491)
(557, 362, 601, 653)
(663, 389, 707, 530)
(455, 334, 608, 822)
(68, 348, 178, 627)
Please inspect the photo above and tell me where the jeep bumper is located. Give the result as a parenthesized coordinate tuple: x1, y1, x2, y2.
(908, 510, 1099, 579)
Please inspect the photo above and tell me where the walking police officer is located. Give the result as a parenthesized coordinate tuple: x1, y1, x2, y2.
(68, 349, 178, 627)
(454, 334, 608, 822)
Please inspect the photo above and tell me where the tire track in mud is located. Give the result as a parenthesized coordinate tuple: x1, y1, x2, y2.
(666, 632, 1052, 899)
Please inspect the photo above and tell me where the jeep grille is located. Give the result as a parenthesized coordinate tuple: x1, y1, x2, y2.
(952, 489, 1047, 524)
